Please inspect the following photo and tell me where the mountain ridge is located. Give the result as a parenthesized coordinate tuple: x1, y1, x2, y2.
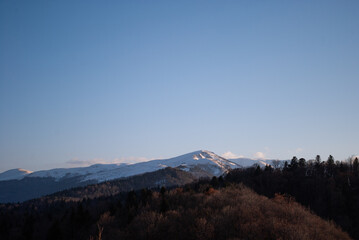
(0, 150, 240, 182)
(0, 150, 288, 203)
(0, 150, 285, 182)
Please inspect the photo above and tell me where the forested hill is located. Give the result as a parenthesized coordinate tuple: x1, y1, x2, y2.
(224, 156, 359, 239)
(45, 167, 197, 201)
(0, 156, 358, 239)
(0, 182, 350, 240)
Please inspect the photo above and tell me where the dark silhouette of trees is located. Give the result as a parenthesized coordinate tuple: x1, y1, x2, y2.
(289, 156, 299, 170)
(353, 157, 359, 177)
(326, 155, 335, 177)
(225, 155, 359, 239)
(0, 155, 358, 240)
(22, 214, 34, 240)
(298, 158, 306, 168)
(47, 220, 62, 240)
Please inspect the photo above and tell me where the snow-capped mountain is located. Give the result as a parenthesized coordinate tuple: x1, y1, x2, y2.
(9, 150, 240, 182)
(0, 151, 285, 183)
(0, 150, 287, 203)
(0, 168, 33, 181)
(228, 158, 284, 168)
(28, 163, 125, 181)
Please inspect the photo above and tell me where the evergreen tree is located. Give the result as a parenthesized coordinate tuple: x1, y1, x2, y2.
(254, 165, 262, 175)
(210, 176, 219, 188)
(315, 155, 322, 175)
(160, 186, 167, 196)
(264, 165, 273, 172)
(22, 214, 34, 240)
(289, 156, 299, 170)
(126, 190, 138, 209)
(327, 155, 335, 165)
(315, 155, 321, 165)
(46, 220, 62, 240)
(283, 161, 289, 171)
(353, 157, 359, 177)
(299, 158, 306, 168)
(326, 155, 335, 177)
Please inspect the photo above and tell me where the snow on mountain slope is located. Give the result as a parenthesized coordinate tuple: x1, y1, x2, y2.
(229, 158, 286, 167)
(28, 163, 126, 180)
(81, 150, 241, 182)
(20, 150, 240, 183)
(228, 158, 260, 167)
(0, 151, 287, 183)
(0, 169, 33, 181)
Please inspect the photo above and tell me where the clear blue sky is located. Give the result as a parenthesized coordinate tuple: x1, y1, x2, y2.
(1, 1, 358, 172)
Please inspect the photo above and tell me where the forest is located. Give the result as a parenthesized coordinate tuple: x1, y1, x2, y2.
(225, 155, 359, 239)
(0, 155, 358, 240)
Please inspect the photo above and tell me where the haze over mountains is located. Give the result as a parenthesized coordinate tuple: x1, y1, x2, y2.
(0, 150, 283, 203)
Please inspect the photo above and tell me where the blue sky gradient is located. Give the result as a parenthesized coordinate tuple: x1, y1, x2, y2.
(1, 1, 358, 171)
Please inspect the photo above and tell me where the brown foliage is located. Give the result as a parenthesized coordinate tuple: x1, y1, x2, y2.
(118, 184, 351, 240)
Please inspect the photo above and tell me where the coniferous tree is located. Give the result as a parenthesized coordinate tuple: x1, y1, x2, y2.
(126, 190, 138, 209)
(315, 155, 321, 165)
(315, 155, 322, 175)
(210, 176, 219, 188)
(283, 161, 289, 171)
(160, 186, 167, 196)
(264, 165, 273, 172)
(353, 157, 359, 177)
(290, 156, 299, 170)
(326, 155, 335, 177)
(46, 220, 62, 240)
(22, 214, 34, 240)
(254, 165, 262, 175)
(299, 158, 306, 168)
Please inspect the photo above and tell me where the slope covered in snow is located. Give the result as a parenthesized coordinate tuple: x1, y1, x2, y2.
(22, 150, 240, 183)
(229, 158, 287, 168)
(0, 169, 33, 181)
(80, 150, 241, 182)
(0, 151, 287, 183)
(28, 163, 125, 180)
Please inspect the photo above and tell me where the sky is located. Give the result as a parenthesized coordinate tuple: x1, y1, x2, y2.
(0, 1, 358, 172)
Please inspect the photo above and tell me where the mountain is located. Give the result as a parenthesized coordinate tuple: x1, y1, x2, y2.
(0, 180, 351, 240)
(0, 150, 240, 203)
(2, 150, 239, 182)
(229, 158, 287, 167)
(45, 167, 198, 202)
(0, 175, 97, 203)
(0, 150, 289, 203)
(0, 168, 32, 181)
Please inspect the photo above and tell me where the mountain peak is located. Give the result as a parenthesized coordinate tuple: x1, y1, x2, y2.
(191, 150, 223, 160)
(0, 168, 33, 181)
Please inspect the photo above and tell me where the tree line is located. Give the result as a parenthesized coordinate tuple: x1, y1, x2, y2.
(225, 155, 359, 239)
(0, 155, 358, 239)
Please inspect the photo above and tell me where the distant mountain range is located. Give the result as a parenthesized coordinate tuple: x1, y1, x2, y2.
(0, 150, 285, 203)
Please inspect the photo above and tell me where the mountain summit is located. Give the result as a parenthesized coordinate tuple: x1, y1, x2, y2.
(0, 150, 240, 183)
(0, 150, 287, 203)
(0, 168, 33, 181)
(0, 150, 243, 203)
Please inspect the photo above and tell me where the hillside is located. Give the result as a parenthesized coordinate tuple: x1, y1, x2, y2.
(0, 176, 97, 203)
(224, 156, 359, 239)
(45, 167, 197, 201)
(0, 183, 350, 240)
(118, 185, 350, 240)
(0, 150, 241, 203)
